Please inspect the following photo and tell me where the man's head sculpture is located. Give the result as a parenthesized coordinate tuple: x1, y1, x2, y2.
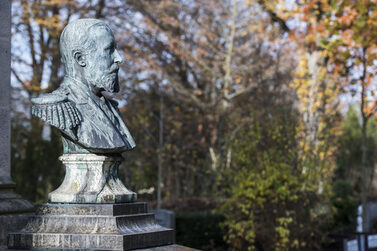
(31, 19, 136, 154)
(60, 19, 122, 94)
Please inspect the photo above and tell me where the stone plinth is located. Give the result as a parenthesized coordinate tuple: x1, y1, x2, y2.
(138, 245, 199, 251)
(8, 203, 175, 250)
(0, 182, 34, 248)
(49, 154, 137, 203)
(5, 244, 198, 251)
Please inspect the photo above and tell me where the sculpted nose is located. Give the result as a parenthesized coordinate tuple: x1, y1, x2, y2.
(114, 49, 123, 64)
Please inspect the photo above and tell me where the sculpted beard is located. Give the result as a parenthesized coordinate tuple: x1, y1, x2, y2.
(103, 63, 120, 93)
(88, 64, 120, 93)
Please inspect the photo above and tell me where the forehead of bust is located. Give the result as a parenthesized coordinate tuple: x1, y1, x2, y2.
(88, 25, 115, 48)
(60, 19, 114, 50)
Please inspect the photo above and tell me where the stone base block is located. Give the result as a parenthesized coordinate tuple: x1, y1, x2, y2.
(0, 182, 35, 248)
(0, 213, 33, 248)
(138, 244, 199, 251)
(4, 244, 198, 251)
(7, 203, 174, 250)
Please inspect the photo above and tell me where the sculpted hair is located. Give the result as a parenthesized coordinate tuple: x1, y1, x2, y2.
(60, 19, 109, 75)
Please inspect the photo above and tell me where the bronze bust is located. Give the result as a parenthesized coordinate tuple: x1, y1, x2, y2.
(31, 18, 135, 154)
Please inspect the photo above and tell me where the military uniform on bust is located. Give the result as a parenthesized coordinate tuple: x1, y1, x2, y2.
(31, 77, 135, 154)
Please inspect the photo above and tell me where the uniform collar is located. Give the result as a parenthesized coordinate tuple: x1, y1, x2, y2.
(64, 76, 104, 105)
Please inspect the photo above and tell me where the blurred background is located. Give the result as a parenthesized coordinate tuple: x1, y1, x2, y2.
(9, 0, 377, 250)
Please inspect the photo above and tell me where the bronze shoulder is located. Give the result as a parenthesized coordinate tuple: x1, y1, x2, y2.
(31, 92, 82, 140)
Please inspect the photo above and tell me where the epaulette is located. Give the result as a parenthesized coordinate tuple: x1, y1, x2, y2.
(31, 93, 82, 137)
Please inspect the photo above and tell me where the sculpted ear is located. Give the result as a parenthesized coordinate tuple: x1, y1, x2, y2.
(73, 50, 86, 67)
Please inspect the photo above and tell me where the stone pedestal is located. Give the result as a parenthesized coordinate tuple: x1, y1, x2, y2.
(8, 203, 175, 250)
(0, 0, 35, 247)
(49, 154, 137, 203)
(0, 181, 34, 248)
(7, 154, 178, 250)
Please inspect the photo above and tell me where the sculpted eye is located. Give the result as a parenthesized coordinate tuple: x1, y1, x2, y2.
(105, 42, 115, 51)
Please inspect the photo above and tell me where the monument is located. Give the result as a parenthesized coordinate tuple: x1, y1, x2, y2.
(31, 18, 137, 204)
(7, 19, 176, 250)
(0, 0, 34, 248)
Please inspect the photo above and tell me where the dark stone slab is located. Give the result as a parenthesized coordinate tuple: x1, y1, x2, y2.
(0, 197, 34, 214)
(0, 191, 35, 248)
(4, 244, 198, 251)
(136, 244, 199, 251)
(7, 203, 174, 250)
(0, 212, 33, 249)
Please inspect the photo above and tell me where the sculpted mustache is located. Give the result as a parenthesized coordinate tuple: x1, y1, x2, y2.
(108, 64, 119, 74)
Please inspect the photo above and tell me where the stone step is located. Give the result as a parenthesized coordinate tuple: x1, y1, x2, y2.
(7, 203, 175, 250)
(20, 213, 158, 234)
(4, 244, 197, 251)
(35, 203, 148, 216)
(8, 229, 174, 250)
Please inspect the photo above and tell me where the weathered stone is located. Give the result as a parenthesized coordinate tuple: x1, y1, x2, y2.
(0, 0, 11, 182)
(4, 244, 198, 251)
(138, 244, 199, 251)
(36, 202, 147, 216)
(48, 154, 136, 204)
(0, 0, 35, 248)
(8, 203, 175, 250)
(0, 213, 33, 248)
(0, 167, 35, 247)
